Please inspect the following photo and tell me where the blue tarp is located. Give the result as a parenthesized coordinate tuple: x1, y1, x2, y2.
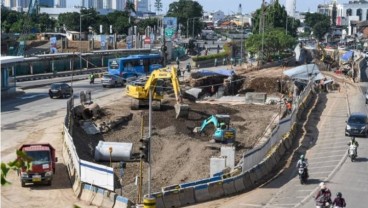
(197, 69, 235, 77)
(341, 51, 353, 62)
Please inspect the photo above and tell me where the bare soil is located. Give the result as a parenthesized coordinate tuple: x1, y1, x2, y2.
(71, 67, 283, 202)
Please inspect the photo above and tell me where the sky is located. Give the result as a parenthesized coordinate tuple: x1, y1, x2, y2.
(159, 0, 351, 15)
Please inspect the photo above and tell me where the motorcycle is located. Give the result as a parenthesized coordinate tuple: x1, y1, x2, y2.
(298, 167, 307, 184)
(316, 196, 332, 208)
(348, 144, 357, 162)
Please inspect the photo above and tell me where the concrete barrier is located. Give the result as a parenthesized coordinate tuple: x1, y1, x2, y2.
(282, 135, 292, 150)
(261, 157, 273, 175)
(233, 174, 246, 192)
(222, 178, 236, 196)
(79, 184, 96, 204)
(248, 165, 260, 185)
(242, 171, 254, 191)
(72, 180, 82, 198)
(151, 192, 165, 208)
(113, 195, 131, 208)
(208, 181, 224, 200)
(179, 186, 196, 206)
(254, 162, 266, 181)
(276, 141, 286, 158)
(162, 189, 181, 208)
(101, 191, 117, 208)
(91, 188, 105, 207)
(194, 184, 211, 203)
(264, 155, 277, 175)
(162, 184, 180, 192)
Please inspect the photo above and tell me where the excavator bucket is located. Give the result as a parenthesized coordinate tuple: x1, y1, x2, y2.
(193, 127, 201, 133)
(174, 103, 189, 119)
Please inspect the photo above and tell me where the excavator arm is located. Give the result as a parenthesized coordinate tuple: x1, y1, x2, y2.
(126, 66, 189, 118)
(197, 115, 219, 133)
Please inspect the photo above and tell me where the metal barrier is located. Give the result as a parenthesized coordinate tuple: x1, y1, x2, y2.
(113, 195, 131, 208)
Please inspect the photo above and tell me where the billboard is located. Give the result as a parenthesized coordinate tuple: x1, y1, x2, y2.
(163, 17, 177, 41)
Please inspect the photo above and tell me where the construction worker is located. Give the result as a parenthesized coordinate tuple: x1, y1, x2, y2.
(284, 98, 292, 114)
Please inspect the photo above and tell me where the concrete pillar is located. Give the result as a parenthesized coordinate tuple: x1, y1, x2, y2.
(86, 57, 89, 69)
(70, 59, 73, 71)
(11, 66, 15, 76)
(30, 63, 33, 75)
(101, 56, 104, 67)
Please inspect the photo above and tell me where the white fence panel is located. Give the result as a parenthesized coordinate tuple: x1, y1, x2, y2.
(80, 159, 114, 191)
(64, 126, 80, 178)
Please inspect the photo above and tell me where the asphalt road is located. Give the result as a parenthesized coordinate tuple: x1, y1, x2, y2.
(1, 78, 124, 161)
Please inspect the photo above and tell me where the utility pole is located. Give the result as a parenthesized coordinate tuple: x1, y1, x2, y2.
(260, 0, 265, 64)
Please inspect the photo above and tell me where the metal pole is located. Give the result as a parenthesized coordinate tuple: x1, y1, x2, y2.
(80, 14, 82, 69)
(240, 13, 243, 64)
(187, 19, 189, 38)
(148, 87, 152, 197)
(261, 0, 265, 63)
(192, 19, 195, 39)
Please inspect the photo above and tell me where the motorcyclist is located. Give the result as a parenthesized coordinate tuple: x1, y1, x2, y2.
(315, 182, 332, 208)
(296, 154, 309, 178)
(332, 192, 346, 208)
(347, 137, 359, 156)
(89, 72, 95, 84)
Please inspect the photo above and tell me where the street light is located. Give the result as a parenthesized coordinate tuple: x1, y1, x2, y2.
(186, 17, 201, 39)
(80, 12, 91, 69)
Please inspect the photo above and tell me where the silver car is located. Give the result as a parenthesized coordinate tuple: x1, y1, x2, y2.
(101, 74, 124, 88)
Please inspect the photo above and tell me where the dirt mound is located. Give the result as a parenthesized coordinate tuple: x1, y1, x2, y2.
(240, 76, 292, 95)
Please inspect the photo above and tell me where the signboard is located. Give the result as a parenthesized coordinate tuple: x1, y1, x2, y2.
(126, 35, 133, 49)
(163, 17, 177, 41)
(101, 35, 106, 50)
(144, 37, 151, 44)
(80, 160, 114, 191)
(50, 37, 57, 53)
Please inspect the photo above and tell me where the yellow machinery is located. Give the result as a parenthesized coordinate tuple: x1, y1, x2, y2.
(126, 66, 189, 118)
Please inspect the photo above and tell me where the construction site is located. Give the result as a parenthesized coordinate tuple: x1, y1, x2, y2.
(70, 64, 294, 201)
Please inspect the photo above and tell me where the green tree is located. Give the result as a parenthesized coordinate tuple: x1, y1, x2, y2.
(154, 0, 163, 14)
(251, 0, 299, 37)
(104, 11, 131, 34)
(304, 12, 330, 40)
(166, 0, 204, 38)
(137, 18, 158, 34)
(1, 150, 32, 186)
(245, 28, 296, 61)
(125, 0, 136, 14)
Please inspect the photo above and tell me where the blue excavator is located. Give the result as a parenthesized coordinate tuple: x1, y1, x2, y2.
(193, 114, 236, 143)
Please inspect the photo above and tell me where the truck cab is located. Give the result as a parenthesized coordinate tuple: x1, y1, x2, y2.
(19, 143, 57, 187)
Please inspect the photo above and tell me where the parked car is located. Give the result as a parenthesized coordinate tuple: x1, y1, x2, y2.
(101, 74, 124, 88)
(345, 112, 368, 137)
(365, 90, 368, 104)
(49, 83, 73, 99)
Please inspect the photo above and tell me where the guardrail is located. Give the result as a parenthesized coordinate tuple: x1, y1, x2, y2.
(16, 68, 106, 82)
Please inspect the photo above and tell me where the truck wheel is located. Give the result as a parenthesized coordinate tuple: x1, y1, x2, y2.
(21, 181, 25, 187)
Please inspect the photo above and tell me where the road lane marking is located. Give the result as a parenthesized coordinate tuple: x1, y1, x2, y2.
(308, 165, 337, 169)
(20, 94, 44, 99)
(309, 154, 345, 160)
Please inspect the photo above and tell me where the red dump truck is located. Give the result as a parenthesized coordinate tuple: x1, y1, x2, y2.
(18, 143, 57, 187)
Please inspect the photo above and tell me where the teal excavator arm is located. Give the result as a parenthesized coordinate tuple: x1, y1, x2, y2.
(197, 115, 219, 133)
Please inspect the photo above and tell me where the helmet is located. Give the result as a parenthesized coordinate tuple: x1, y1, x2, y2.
(319, 182, 326, 190)
(337, 192, 342, 197)
(351, 137, 355, 141)
(300, 155, 305, 160)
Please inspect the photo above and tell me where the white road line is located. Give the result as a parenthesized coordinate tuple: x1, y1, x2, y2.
(311, 149, 346, 155)
(307, 159, 341, 164)
(311, 171, 331, 174)
(309, 154, 345, 159)
(238, 203, 294, 208)
(308, 165, 337, 169)
(297, 189, 314, 192)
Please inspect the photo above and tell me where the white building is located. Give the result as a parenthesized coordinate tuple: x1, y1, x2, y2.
(317, 0, 368, 35)
(285, 0, 296, 18)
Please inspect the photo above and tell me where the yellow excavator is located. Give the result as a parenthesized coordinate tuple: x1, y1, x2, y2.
(126, 66, 189, 118)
